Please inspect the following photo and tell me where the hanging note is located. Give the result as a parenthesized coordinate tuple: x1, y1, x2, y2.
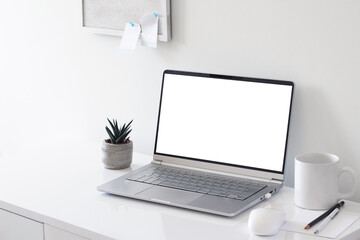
(118, 22, 141, 54)
(140, 13, 159, 48)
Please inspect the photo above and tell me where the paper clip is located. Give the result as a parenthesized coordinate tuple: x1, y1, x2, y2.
(153, 13, 158, 17)
(130, 22, 135, 27)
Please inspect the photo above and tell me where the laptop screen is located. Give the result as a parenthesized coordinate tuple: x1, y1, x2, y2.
(154, 70, 293, 174)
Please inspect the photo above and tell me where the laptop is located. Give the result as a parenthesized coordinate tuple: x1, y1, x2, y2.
(98, 70, 294, 217)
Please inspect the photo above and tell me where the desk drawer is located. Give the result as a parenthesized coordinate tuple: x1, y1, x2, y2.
(45, 224, 89, 240)
(0, 208, 43, 240)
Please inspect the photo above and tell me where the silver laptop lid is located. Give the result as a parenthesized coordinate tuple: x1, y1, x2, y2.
(153, 70, 294, 181)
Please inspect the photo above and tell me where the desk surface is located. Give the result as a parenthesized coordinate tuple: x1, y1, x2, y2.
(0, 141, 359, 240)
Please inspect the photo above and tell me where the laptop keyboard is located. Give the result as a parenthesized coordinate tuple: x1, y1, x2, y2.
(126, 166, 267, 200)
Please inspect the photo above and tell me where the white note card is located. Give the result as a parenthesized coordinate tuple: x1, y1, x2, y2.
(281, 200, 360, 239)
(118, 22, 141, 54)
(140, 13, 159, 48)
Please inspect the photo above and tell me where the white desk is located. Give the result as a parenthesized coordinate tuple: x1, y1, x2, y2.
(0, 141, 359, 240)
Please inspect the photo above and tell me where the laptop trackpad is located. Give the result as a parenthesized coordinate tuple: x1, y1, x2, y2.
(136, 186, 202, 204)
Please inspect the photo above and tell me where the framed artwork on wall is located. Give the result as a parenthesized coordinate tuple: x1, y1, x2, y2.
(82, 0, 171, 42)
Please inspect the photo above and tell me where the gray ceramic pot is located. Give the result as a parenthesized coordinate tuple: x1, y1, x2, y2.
(101, 140, 133, 169)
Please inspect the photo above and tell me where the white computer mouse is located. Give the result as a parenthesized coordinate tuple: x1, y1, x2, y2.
(248, 208, 286, 236)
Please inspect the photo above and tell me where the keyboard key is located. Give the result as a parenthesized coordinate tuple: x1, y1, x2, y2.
(227, 194, 238, 199)
(126, 175, 140, 181)
(235, 196, 246, 200)
(208, 190, 220, 196)
(198, 188, 210, 193)
(143, 177, 158, 183)
(151, 179, 165, 185)
(182, 185, 197, 191)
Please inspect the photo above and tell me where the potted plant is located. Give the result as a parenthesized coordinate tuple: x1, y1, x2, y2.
(101, 118, 133, 169)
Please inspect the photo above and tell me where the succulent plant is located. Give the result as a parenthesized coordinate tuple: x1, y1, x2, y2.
(105, 118, 133, 144)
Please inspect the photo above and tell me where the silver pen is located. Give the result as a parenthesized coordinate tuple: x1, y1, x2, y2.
(314, 207, 340, 234)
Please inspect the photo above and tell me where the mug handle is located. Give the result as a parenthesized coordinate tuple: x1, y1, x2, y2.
(338, 167, 358, 199)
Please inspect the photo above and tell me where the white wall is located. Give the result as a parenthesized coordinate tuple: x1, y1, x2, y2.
(1, 0, 360, 200)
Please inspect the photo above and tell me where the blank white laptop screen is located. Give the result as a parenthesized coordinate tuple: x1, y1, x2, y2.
(155, 71, 293, 173)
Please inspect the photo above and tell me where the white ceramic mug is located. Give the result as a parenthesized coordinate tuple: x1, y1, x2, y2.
(295, 153, 358, 210)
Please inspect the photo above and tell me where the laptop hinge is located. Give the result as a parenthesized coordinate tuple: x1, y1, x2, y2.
(152, 159, 163, 165)
(270, 179, 283, 185)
